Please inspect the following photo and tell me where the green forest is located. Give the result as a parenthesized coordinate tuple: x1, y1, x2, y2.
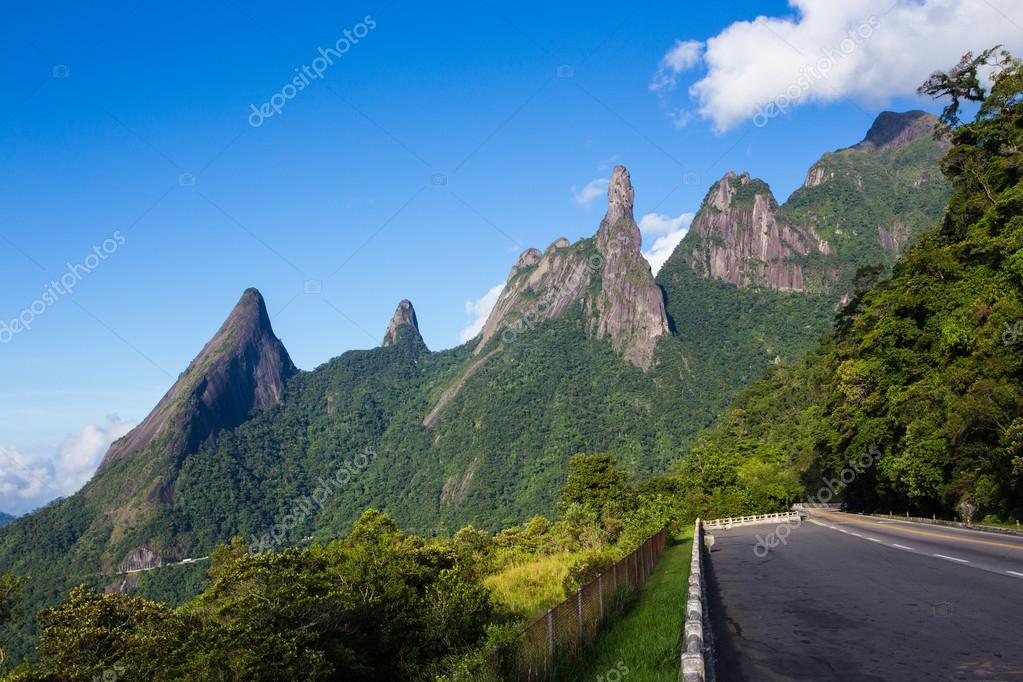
(2, 49, 1021, 680)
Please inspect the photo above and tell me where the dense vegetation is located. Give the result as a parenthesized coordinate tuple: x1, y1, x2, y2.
(675, 50, 1023, 522)
(0, 455, 677, 681)
(655, 112, 951, 444)
(0, 516, 13, 530)
(0, 84, 958, 669)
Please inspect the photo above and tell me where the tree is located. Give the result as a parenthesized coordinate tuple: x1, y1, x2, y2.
(31, 586, 181, 681)
(0, 574, 24, 670)
(558, 454, 637, 520)
(918, 47, 1014, 131)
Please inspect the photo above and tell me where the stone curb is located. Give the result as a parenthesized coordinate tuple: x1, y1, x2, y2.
(681, 519, 712, 682)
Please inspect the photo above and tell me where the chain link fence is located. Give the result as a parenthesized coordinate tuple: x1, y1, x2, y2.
(484, 527, 669, 681)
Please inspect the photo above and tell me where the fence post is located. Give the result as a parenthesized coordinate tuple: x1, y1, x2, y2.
(577, 589, 584, 648)
(546, 608, 554, 673)
(598, 573, 604, 621)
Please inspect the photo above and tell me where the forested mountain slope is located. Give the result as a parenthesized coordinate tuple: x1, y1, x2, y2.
(0, 113, 953, 665)
(673, 52, 1023, 522)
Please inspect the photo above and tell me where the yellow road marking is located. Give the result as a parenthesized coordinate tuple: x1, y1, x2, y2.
(814, 512, 1023, 552)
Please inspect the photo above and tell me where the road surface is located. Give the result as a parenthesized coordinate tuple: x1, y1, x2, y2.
(706, 510, 1023, 681)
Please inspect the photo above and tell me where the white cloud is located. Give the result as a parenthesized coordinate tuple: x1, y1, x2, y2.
(55, 415, 135, 494)
(0, 447, 51, 503)
(459, 283, 505, 343)
(571, 178, 609, 207)
(662, 0, 1023, 132)
(639, 211, 695, 275)
(639, 211, 695, 236)
(0, 415, 136, 515)
(650, 39, 704, 92)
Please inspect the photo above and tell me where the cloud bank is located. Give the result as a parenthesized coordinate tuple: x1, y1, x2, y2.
(654, 0, 1023, 132)
(0, 415, 136, 515)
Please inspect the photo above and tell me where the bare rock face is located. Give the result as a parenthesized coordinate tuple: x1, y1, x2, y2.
(686, 172, 825, 292)
(97, 288, 297, 475)
(804, 164, 832, 188)
(857, 110, 938, 151)
(591, 166, 670, 368)
(474, 244, 595, 353)
(878, 221, 912, 252)
(471, 165, 668, 370)
(382, 299, 423, 348)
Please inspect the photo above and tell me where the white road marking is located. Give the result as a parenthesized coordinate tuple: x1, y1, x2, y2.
(892, 544, 914, 551)
(1007, 571, 1023, 578)
(850, 532, 863, 538)
(867, 538, 881, 543)
(933, 553, 969, 564)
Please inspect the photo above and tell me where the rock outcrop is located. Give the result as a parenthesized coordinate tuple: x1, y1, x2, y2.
(472, 165, 668, 370)
(856, 110, 938, 151)
(98, 288, 297, 475)
(663, 110, 950, 299)
(685, 172, 825, 292)
(382, 299, 424, 348)
(590, 166, 671, 367)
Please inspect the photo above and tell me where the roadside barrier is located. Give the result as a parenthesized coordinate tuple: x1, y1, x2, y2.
(487, 527, 669, 680)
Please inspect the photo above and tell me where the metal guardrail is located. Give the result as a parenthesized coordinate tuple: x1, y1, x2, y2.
(703, 512, 800, 530)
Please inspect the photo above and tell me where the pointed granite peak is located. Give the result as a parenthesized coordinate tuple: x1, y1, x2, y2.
(604, 165, 635, 224)
(226, 287, 273, 334)
(598, 165, 642, 253)
(97, 288, 296, 478)
(382, 299, 422, 347)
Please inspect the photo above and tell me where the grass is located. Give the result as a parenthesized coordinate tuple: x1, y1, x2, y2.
(484, 553, 576, 619)
(567, 534, 693, 682)
(978, 517, 1023, 531)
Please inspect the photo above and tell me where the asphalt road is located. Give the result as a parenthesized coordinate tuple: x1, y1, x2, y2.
(706, 512, 1023, 681)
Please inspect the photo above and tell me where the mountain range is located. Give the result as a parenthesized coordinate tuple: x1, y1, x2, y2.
(0, 110, 952, 661)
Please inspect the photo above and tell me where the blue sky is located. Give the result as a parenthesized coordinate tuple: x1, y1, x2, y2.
(2, 0, 1022, 514)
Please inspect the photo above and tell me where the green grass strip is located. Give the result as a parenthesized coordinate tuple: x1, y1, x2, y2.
(568, 535, 693, 682)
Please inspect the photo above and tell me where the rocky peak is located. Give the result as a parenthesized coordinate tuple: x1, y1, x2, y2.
(509, 247, 542, 278)
(97, 288, 297, 477)
(382, 299, 423, 347)
(467, 165, 667, 371)
(682, 172, 824, 292)
(597, 165, 642, 254)
(857, 110, 938, 151)
(603, 165, 635, 225)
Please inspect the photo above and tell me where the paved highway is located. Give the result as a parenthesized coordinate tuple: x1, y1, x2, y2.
(706, 511, 1023, 681)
